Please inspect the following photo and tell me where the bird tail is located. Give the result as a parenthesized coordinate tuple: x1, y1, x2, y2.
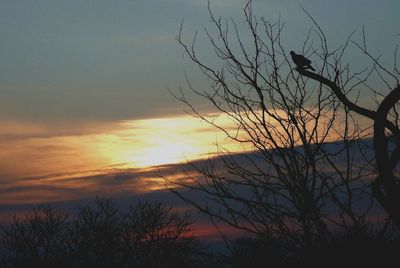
(308, 65, 315, 71)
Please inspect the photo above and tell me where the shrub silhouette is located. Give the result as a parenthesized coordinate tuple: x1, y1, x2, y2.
(230, 237, 284, 268)
(299, 224, 400, 267)
(0, 198, 209, 268)
(227, 223, 400, 267)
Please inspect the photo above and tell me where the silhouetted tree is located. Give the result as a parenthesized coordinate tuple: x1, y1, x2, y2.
(120, 200, 208, 268)
(71, 197, 123, 267)
(0, 205, 72, 267)
(164, 0, 398, 253)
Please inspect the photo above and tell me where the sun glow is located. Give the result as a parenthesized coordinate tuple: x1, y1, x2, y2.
(114, 115, 237, 168)
(133, 140, 197, 167)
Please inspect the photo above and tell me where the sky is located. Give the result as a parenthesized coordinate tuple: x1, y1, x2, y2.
(1, 0, 399, 124)
(0, 0, 399, 233)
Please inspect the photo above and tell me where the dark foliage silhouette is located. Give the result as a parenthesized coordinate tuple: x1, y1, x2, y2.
(228, 223, 400, 267)
(0, 198, 210, 268)
(299, 224, 400, 267)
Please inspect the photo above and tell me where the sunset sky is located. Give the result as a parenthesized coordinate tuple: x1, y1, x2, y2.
(1, 0, 399, 228)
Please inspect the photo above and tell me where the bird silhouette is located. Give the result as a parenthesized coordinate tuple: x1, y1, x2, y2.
(290, 51, 315, 71)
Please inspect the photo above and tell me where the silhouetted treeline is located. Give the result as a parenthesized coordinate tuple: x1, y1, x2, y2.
(2, 198, 400, 267)
(0, 198, 212, 268)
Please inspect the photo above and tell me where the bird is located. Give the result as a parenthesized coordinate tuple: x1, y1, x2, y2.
(290, 51, 315, 71)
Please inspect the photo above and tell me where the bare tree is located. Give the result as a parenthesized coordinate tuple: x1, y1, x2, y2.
(295, 11, 400, 227)
(164, 0, 389, 250)
(0, 205, 72, 267)
(121, 200, 208, 268)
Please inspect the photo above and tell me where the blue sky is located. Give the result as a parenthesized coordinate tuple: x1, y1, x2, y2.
(1, 0, 399, 124)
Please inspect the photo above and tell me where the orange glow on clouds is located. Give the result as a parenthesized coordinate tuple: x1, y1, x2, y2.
(0, 113, 245, 208)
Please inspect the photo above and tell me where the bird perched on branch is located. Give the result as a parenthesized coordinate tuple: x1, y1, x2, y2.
(290, 51, 315, 71)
